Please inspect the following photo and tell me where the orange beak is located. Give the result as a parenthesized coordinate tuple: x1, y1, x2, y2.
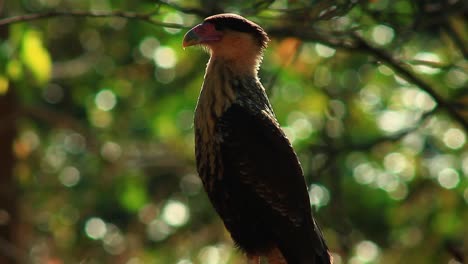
(183, 23, 223, 48)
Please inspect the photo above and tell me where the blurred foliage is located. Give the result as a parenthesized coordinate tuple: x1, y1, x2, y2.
(0, 0, 467, 263)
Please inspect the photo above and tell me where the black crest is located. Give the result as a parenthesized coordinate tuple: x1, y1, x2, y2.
(204, 13, 269, 50)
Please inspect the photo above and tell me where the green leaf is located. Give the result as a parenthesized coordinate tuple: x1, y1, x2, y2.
(20, 30, 52, 85)
(0, 75, 9, 95)
(6, 60, 23, 81)
(118, 175, 148, 213)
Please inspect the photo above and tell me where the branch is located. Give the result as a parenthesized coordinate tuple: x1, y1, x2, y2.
(0, 10, 187, 28)
(443, 21, 468, 60)
(406, 59, 458, 70)
(268, 27, 468, 130)
(351, 35, 468, 130)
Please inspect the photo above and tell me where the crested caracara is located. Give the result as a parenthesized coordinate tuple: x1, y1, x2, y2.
(183, 14, 332, 264)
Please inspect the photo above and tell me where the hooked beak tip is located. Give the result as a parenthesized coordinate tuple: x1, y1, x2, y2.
(182, 29, 200, 48)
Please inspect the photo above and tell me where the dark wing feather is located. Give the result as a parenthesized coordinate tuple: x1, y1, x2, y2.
(217, 103, 330, 263)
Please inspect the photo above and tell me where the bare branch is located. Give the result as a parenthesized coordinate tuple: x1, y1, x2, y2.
(0, 10, 187, 28)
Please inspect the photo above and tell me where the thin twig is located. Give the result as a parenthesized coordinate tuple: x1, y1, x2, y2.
(406, 59, 457, 70)
(443, 21, 468, 60)
(0, 10, 187, 28)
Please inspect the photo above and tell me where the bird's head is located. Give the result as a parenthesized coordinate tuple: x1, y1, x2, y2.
(183, 13, 269, 75)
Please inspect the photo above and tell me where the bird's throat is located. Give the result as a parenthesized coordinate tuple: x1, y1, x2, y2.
(208, 50, 261, 77)
(195, 60, 237, 143)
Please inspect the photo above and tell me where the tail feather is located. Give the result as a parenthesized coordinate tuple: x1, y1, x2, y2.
(275, 222, 332, 264)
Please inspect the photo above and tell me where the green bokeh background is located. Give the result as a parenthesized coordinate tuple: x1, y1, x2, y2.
(0, 0, 467, 263)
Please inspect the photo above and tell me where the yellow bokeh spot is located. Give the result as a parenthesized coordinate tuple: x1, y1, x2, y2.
(21, 30, 52, 84)
(90, 109, 113, 128)
(153, 115, 178, 140)
(0, 75, 9, 95)
(6, 60, 23, 80)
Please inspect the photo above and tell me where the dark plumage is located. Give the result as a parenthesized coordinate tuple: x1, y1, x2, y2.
(183, 14, 331, 264)
(204, 14, 269, 49)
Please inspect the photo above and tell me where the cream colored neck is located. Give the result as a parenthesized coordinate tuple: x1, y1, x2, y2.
(195, 60, 237, 143)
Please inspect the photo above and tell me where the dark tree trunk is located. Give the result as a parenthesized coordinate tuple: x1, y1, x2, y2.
(0, 1, 19, 263)
(0, 86, 18, 264)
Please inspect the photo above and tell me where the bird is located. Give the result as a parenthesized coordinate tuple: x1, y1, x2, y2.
(183, 13, 332, 264)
